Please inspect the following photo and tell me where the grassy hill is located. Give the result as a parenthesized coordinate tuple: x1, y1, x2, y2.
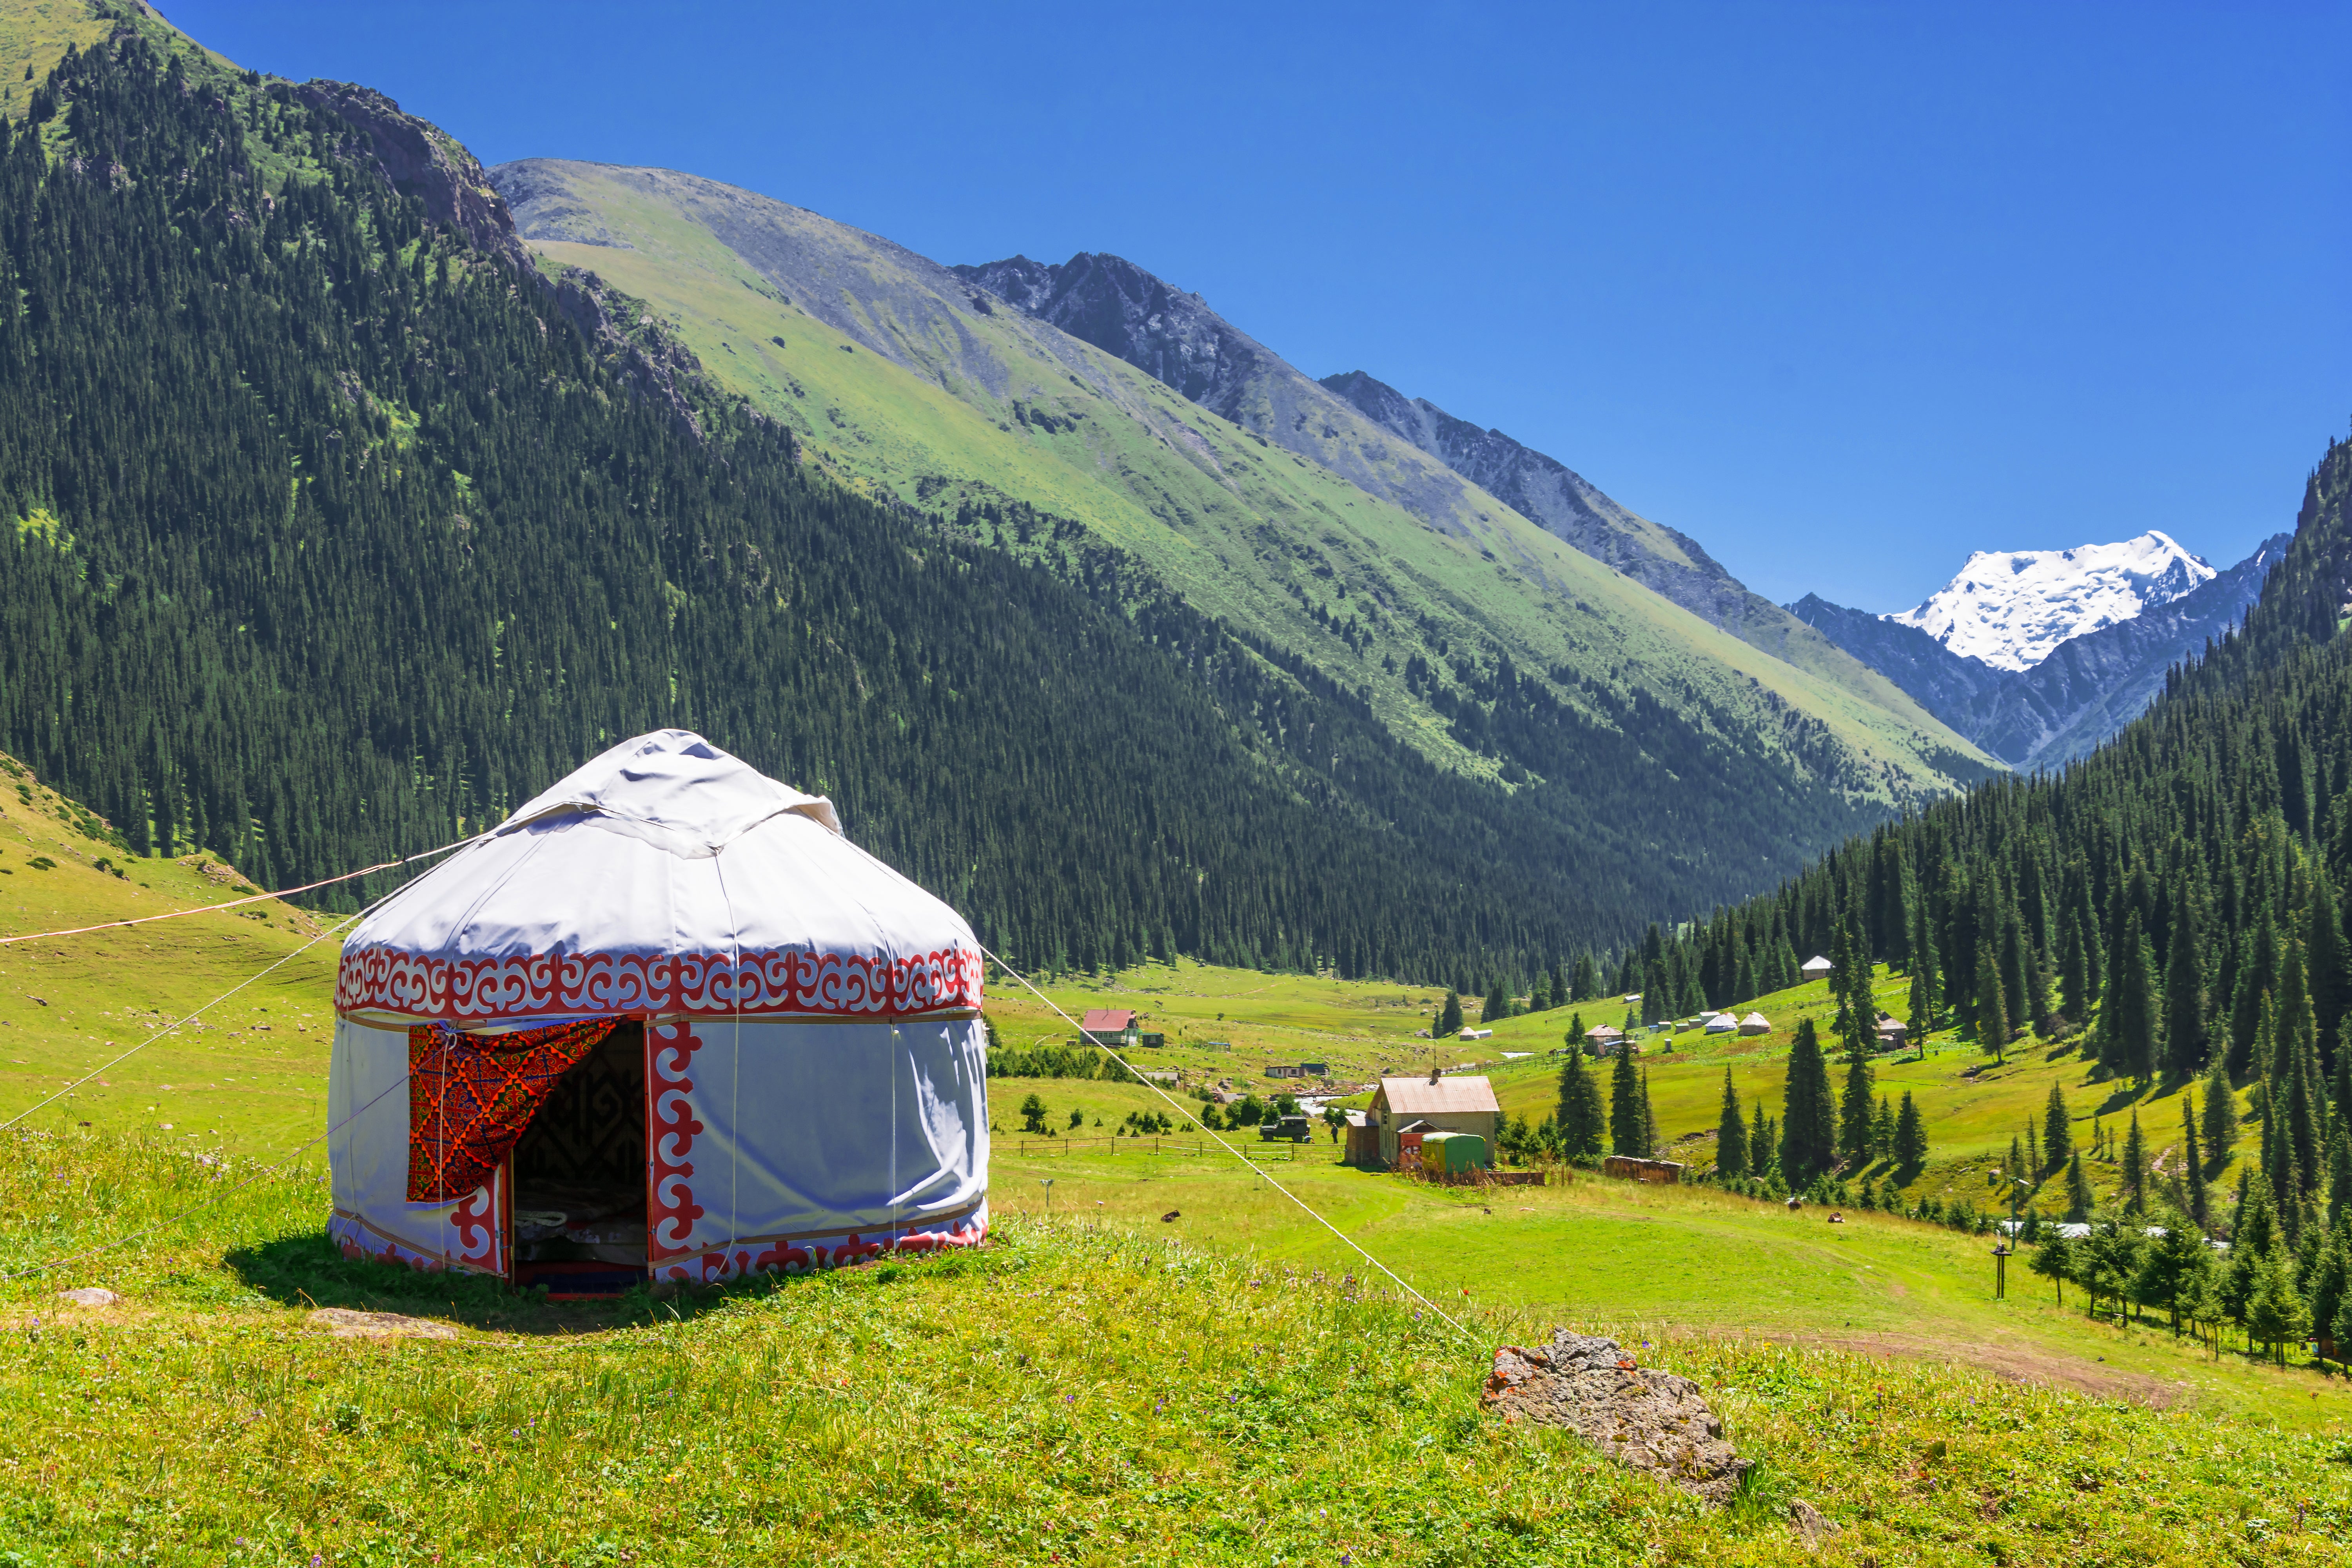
(490, 160, 1994, 813)
(7, 830, 2340, 1435)
(6, 1139, 2348, 1564)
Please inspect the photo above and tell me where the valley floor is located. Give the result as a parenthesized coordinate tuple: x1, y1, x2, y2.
(3, 1137, 2347, 1566)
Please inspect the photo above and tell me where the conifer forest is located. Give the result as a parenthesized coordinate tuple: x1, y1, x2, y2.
(0, 34, 1885, 987)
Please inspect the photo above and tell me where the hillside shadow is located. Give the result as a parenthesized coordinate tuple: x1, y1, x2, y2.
(220, 1230, 804, 1336)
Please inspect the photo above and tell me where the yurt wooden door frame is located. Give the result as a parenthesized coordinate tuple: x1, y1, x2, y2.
(506, 1018, 652, 1299)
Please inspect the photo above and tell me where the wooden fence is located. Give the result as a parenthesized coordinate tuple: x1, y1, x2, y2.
(1009, 1136, 1323, 1161)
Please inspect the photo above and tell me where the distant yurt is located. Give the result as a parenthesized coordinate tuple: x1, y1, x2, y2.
(328, 730, 989, 1292)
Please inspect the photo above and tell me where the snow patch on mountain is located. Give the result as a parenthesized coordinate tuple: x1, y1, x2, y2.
(1887, 531, 2216, 672)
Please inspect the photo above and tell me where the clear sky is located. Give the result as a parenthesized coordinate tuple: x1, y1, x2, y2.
(167, 0, 2351, 612)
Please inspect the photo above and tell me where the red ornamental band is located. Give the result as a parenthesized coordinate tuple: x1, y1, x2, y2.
(333, 944, 984, 1021)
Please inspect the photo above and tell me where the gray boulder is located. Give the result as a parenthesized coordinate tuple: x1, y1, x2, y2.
(1482, 1329, 1750, 1504)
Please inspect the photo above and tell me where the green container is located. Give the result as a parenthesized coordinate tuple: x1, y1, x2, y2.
(1420, 1133, 1488, 1174)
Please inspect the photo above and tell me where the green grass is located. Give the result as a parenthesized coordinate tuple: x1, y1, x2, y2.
(510, 163, 1993, 807)
(6, 1130, 2349, 1565)
(4, 815, 2337, 1466)
(0, 756, 343, 1156)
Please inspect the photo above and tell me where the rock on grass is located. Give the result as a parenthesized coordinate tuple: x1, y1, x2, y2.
(1482, 1329, 1751, 1505)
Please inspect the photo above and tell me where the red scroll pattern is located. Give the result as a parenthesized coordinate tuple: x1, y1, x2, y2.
(338, 944, 983, 1022)
(646, 1021, 706, 1262)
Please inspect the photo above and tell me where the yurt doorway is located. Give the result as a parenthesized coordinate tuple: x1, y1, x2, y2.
(510, 1020, 647, 1296)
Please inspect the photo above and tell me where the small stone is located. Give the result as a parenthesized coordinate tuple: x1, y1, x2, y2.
(1790, 1499, 1840, 1544)
(307, 1307, 459, 1339)
(57, 1287, 119, 1307)
(1482, 1330, 1751, 1505)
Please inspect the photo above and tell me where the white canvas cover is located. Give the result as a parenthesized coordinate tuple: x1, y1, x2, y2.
(327, 730, 990, 1281)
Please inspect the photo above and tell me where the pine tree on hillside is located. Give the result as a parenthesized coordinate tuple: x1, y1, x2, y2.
(1609, 1042, 1644, 1156)
(1483, 980, 1511, 1024)
(1749, 1102, 1775, 1177)
(2278, 937, 2318, 1069)
(1976, 942, 2011, 1063)
(2229, 922, 2279, 1082)
(2180, 1098, 2210, 1229)
(1571, 953, 1597, 1002)
(2043, 1081, 2073, 1177)
(1909, 893, 1942, 1033)
(2201, 1048, 2239, 1176)
(1892, 1089, 1928, 1174)
(1780, 1020, 1838, 1181)
(1873, 1095, 1895, 1161)
(2308, 868, 2348, 1056)
(1566, 1012, 1585, 1047)
(1839, 1023, 1875, 1168)
(1439, 991, 1465, 1036)
(2103, 909, 2158, 1083)
(2163, 879, 2207, 1079)
(2064, 1152, 2095, 1221)
(2327, 1122, 2351, 1229)
(2120, 1109, 2148, 1214)
(1553, 1049, 1605, 1157)
(1715, 1067, 1748, 1177)
(2059, 911, 2091, 1026)
(2000, 913, 2031, 1045)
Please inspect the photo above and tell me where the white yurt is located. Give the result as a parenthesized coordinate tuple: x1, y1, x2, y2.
(327, 730, 989, 1293)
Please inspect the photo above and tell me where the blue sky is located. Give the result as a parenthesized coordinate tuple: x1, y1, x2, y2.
(169, 1, 2350, 611)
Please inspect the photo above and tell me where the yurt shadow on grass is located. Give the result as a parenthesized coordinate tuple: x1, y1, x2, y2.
(325, 730, 991, 1299)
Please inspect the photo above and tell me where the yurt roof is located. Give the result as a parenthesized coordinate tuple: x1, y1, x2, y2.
(336, 730, 981, 1025)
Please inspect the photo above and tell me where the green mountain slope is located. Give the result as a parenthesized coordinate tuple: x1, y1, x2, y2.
(0, 5, 1982, 987)
(489, 159, 1994, 809)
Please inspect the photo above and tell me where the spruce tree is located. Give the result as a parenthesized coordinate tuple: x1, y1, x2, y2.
(2308, 1226, 2350, 1370)
(1893, 1090, 1928, 1173)
(1749, 1100, 1775, 1176)
(1608, 1041, 1643, 1156)
(2120, 1109, 2147, 1214)
(1483, 980, 1511, 1025)
(2200, 1049, 2238, 1179)
(2308, 867, 2348, 1056)
(1553, 1049, 1605, 1157)
(1779, 1019, 1838, 1182)
(2043, 1081, 2072, 1177)
(2064, 1152, 2095, 1221)
(1909, 892, 1942, 1034)
(2059, 910, 2091, 1026)
(1873, 1095, 1896, 1162)
(1976, 941, 2011, 1062)
(1571, 953, 1597, 1002)
(1715, 1067, 1748, 1177)
(2162, 879, 2206, 1079)
(2105, 909, 2158, 1082)
(1438, 991, 1464, 1036)
(1839, 1022, 1875, 1168)
(2181, 1096, 2209, 1229)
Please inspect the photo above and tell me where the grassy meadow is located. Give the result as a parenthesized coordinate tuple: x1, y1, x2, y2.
(4, 1132, 2350, 1566)
(1, 757, 2347, 1561)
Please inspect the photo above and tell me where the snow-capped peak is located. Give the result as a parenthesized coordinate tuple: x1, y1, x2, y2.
(1887, 531, 2216, 672)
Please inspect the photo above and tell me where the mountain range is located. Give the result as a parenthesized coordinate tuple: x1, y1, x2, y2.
(1790, 532, 2288, 768)
(486, 160, 1991, 808)
(2, 0, 2282, 987)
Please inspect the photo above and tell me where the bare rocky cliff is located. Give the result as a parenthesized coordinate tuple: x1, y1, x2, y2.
(290, 81, 530, 270)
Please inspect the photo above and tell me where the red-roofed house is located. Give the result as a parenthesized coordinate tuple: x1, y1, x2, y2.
(1079, 1008, 1139, 1048)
